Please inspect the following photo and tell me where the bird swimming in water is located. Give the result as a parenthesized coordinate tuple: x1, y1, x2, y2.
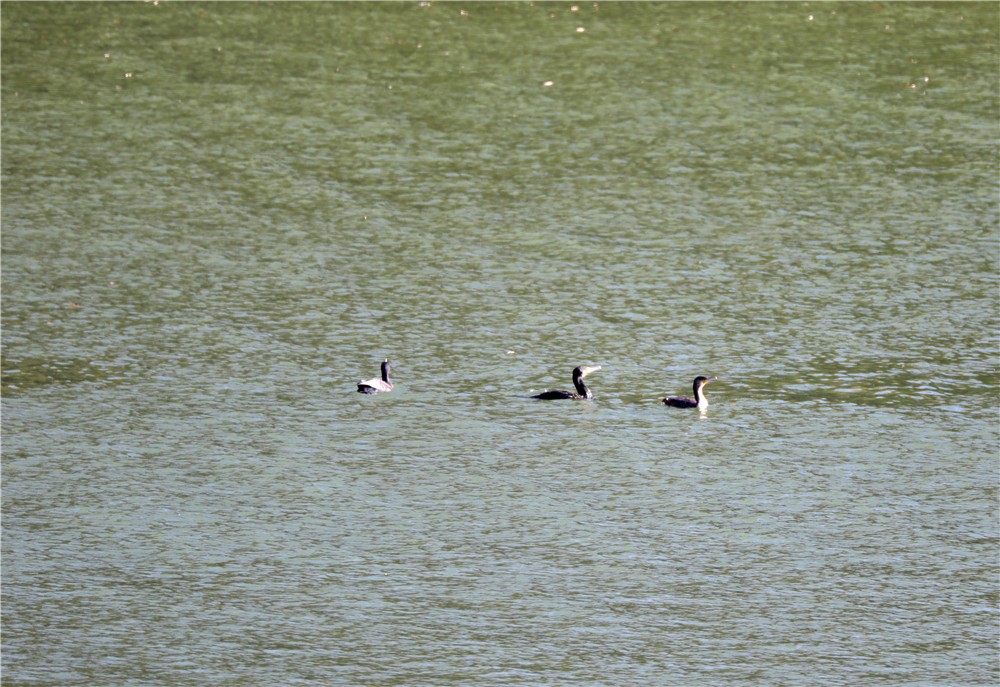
(663, 375, 717, 409)
(532, 365, 602, 400)
(357, 359, 393, 394)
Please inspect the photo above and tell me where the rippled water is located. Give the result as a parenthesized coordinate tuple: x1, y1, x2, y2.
(3, 3, 997, 685)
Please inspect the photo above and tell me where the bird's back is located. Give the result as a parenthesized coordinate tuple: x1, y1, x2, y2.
(532, 389, 579, 400)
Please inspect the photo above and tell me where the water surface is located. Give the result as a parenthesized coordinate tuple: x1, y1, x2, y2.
(3, 3, 997, 685)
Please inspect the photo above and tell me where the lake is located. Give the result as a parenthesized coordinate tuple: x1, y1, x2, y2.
(2, 2, 997, 685)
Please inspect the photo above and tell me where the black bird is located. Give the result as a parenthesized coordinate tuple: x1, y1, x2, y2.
(663, 375, 717, 409)
(532, 365, 602, 400)
(357, 359, 393, 394)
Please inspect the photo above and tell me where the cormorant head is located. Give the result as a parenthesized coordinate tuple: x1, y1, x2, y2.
(694, 375, 717, 388)
(381, 359, 391, 375)
(573, 365, 602, 380)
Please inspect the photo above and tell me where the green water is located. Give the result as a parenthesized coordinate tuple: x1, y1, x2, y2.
(3, 3, 997, 685)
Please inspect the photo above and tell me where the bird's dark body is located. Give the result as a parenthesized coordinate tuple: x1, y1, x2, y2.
(533, 389, 583, 400)
(662, 396, 698, 408)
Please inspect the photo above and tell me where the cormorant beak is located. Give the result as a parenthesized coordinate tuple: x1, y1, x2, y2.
(581, 365, 602, 377)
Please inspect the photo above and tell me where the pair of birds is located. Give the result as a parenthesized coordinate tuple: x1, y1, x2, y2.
(358, 360, 717, 410)
(530, 365, 716, 409)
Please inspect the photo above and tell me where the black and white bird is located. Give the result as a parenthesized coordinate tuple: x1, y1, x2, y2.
(357, 359, 393, 394)
(532, 365, 602, 400)
(663, 375, 717, 409)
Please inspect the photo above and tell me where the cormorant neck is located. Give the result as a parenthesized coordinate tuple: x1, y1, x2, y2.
(694, 384, 708, 408)
(381, 363, 390, 383)
(574, 377, 592, 399)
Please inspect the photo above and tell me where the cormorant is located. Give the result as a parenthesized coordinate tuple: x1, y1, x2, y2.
(663, 375, 717, 409)
(357, 359, 393, 394)
(532, 365, 601, 400)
